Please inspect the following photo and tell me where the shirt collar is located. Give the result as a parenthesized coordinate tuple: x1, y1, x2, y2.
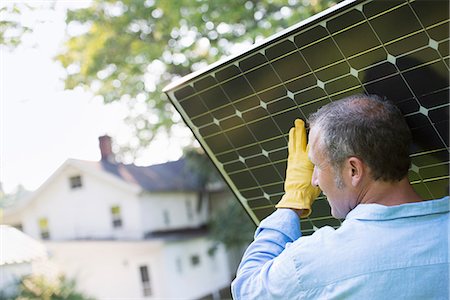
(345, 196, 449, 221)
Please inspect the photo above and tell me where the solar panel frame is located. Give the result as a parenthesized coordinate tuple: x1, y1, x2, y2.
(164, 0, 449, 233)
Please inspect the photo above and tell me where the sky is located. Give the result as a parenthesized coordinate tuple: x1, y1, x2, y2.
(1, 1, 192, 194)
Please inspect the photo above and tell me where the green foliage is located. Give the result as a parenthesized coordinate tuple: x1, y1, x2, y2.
(0, 4, 33, 49)
(0, 184, 29, 208)
(56, 0, 338, 157)
(183, 147, 255, 248)
(209, 197, 256, 249)
(183, 146, 221, 187)
(14, 275, 94, 300)
(54, 1, 337, 246)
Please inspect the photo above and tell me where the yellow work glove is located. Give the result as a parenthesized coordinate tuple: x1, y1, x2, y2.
(275, 119, 321, 218)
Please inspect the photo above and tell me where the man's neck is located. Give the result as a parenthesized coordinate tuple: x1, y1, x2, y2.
(359, 177, 423, 206)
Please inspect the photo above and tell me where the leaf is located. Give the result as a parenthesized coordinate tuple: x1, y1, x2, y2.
(55, 0, 338, 159)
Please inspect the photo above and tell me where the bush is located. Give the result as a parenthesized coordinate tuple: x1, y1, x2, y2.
(14, 275, 94, 300)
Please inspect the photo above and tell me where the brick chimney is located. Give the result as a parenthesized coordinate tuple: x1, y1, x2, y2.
(99, 135, 115, 163)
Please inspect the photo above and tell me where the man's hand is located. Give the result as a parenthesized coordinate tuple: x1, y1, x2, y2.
(275, 119, 321, 218)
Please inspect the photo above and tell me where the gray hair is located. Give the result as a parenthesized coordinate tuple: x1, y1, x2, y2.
(308, 94, 412, 182)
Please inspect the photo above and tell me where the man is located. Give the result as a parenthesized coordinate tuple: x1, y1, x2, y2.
(231, 94, 449, 299)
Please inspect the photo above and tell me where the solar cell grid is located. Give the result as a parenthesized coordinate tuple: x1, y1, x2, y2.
(164, 0, 449, 232)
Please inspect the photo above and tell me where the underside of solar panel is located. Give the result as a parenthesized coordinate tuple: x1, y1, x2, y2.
(164, 0, 449, 233)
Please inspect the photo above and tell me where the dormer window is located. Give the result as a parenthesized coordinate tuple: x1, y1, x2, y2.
(69, 175, 82, 189)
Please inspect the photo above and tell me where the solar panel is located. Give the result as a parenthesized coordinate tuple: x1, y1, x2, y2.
(164, 0, 449, 234)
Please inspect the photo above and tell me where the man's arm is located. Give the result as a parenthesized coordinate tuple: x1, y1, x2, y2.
(231, 209, 302, 300)
(232, 119, 320, 299)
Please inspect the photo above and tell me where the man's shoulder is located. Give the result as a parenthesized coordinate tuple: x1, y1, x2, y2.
(288, 204, 449, 289)
(285, 223, 360, 288)
(290, 223, 354, 262)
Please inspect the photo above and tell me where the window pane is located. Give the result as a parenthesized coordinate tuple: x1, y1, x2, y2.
(143, 286, 152, 297)
(163, 210, 170, 226)
(38, 218, 50, 240)
(112, 219, 122, 228)
(186, 199, 193, 220)
(139, 265, 152, 296)
(39, 218, 48, 229)
(41, 232, 50, 240)
(196, 192, 203, 212)
(111, 205, 122, 228)
(176, 258, 183, 274)
(69, 175, 82, 189)
(111, 205, 121, 215)
(139, 265, 149, 283)
(191, 255, 200, 266)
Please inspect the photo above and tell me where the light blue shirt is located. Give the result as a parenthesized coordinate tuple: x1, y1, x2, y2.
(232, 197, 450, 299)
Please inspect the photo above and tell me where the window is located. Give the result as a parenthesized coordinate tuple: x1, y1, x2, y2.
(208, 246, 219, 271)
(69, 175, 82, 189)
(196, 191, 204, 213)
(163, 210, 170, 226)
(139, 265, 152, 297)
(190, 254, 200, 267)
(207, 246, 217, 258)
(12, 223, 23, 231)
(186, 199, 193, 221)
(38, 218, 50, 240)
(176, 257, 183, 274)
(111, 205, 122, 228)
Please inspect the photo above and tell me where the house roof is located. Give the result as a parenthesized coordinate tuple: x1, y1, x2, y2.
(0, 225, 47, 265)
(94, 158, 203, 192)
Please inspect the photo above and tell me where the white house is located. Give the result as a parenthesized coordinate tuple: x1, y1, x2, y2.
(2, 136, 234, 299)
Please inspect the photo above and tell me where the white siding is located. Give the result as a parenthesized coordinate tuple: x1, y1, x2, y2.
(161, 238, 231, 299)
(45, 238, 231, 300)
(140, 192, 208, 233)
(45, 241, 165, 299)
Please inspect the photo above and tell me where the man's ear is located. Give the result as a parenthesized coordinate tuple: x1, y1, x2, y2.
(346, 157, 365, 187)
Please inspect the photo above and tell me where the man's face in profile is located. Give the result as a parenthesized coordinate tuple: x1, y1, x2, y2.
(309, 126, 353, 219)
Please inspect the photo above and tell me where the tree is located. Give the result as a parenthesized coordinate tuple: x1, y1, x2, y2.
(7, 275, 94, 300)
(209, 197, 256, 249)
(56, 0, 337, 248)
(0, 4, 34, 50)
(184, 147, 256, 248)
(0, 184, 29, 209)
(56, 0, 337, 159)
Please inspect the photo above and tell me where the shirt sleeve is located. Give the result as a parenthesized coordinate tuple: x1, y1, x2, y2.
(231, 209, 302, 300)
